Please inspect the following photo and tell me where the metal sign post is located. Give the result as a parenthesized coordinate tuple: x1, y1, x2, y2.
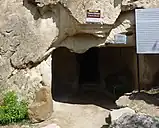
(136, 54, 140, 92)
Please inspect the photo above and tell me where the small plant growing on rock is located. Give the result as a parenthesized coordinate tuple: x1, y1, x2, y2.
(0, 91, 28, 125)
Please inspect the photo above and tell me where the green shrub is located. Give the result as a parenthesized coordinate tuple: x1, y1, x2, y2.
(0, 91, 28, 125)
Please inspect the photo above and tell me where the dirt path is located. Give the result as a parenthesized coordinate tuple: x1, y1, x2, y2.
(1, 91, 116, 128)
(35, 91, 117, 128)
(50, 101, 110, 128)
(31, 91, 117, 128)
(0, 101, 111, 128)
(1, 100, 111, 128)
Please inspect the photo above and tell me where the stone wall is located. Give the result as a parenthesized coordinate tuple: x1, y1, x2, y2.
(99, 47, 137, 89)
(139, 55, 159, 89)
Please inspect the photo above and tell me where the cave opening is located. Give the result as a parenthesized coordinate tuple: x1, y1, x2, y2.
(52, 47, 136, 107)
(76, 47, 100, 91)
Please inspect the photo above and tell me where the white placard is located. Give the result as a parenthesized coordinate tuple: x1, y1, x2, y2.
(86, 10, 102, 23)
(136, 8, 159, 54)
(86, 17, 102, 23)
(114, 34, 127, 44)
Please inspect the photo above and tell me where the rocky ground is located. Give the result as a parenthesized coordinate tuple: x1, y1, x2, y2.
(0, 102, 111, 128)
(109, 113, 159, 128)
(116, 89, 159, 117)
(32, 91, 117, 128)
(39, 101, 110, 128)
(1, 89, 159, 128)
(0, 91, 116, 128)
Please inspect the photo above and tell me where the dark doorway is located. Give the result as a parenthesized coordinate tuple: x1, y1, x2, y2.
(52, 47, 117, 109)
(76, 47, 100, 90)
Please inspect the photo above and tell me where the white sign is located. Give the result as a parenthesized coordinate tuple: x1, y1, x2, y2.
(86, 18, 102, 23)
(86, 10, 102, 23)
(114, 34, 127, 44)
(136, 8, 159, 54)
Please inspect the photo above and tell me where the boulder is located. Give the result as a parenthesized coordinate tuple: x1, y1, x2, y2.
(28, 86, 53, 123)
(108, 107, 135, 122)
(116, 94, 132, 107)
(109, 113, 159, 128)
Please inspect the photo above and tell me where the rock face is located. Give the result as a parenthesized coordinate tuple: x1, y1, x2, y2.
(28, 86, 53, 123)
(109, 113, 159, 128)
(0, 0, 159, 104)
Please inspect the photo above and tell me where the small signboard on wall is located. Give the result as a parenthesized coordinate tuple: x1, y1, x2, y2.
(136, 8, 159, 54)
(86, 10, 102, 23)
(114, 34, 127, 44)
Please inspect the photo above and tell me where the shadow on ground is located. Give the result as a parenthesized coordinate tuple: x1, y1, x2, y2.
(53, 89, 118, 110)
(101, 124, 109, 128)
(129, 91, 159, 106)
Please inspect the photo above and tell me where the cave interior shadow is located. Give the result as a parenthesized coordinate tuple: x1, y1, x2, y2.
(52, 88, 118, 110)
(51, 48, 118, 110)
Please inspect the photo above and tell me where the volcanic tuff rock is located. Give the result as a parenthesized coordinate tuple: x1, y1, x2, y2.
(0, 0, 159, 102)
(28, 86, 53, 123)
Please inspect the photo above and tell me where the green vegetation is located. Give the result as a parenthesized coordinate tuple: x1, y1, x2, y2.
(0, 91, 28, 125)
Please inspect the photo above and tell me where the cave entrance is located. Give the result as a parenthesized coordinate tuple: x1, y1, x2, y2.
(76, 47, 100, 88)
(52, 47, 137, 104)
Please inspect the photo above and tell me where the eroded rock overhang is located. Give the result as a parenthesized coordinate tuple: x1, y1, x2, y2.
(1, 0, 159, 69)
(26, 0, 137, 53)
